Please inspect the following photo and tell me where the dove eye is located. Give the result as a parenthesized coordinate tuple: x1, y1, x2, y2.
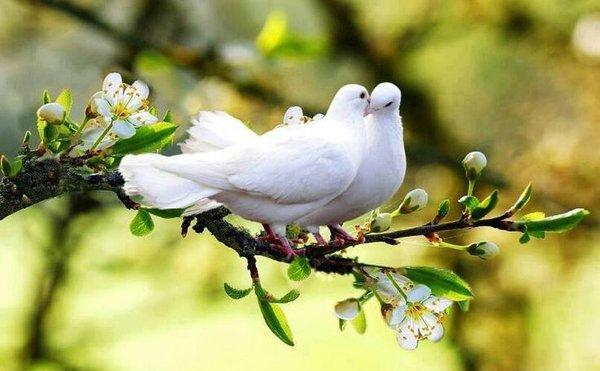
(384, 101, 393, 107)
(360, 92, 366, 99)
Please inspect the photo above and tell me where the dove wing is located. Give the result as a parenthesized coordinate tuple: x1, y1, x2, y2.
(225, 133, 355, 204)
(157, 121, 356, 205)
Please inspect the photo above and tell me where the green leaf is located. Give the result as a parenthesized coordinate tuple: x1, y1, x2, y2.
(42, 122, 58, 145)
(270, 289, 300, 304)
(129, 210, 154, 236)
(519, 233, 531, 244)
(255, 286, 294, 346)
(0, 155, 11, 177)
(520, 208, 589, 233)
(350, 308, 366, 334)
(143, 208, 184, 219)
(437, 199, 450, 219)
(521, 212, 545, 221)
(10, 156, 23, 177)
(223, 282, 253, 299)
(338, 318, 347, 331)
(471, 190, 499, 220)
(404, 266, 473, 301)
(42, 90, 51, 104)
(457, 300, 471, 312)
(509, 183, 532, 213)
(287, 256, 311, 281)
(112, 122, 177, 155)
(458, 195, 479, 212)
(22, 130, 32, 146)
(163, 110, 173, 123)
(55, 88, 73, 117)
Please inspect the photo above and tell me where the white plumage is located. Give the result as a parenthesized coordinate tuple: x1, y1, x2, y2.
(296, 82, 406, 243)
(119, 84, 370, 251)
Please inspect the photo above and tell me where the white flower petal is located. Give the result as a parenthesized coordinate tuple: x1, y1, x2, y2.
(423, 296, 453, 313)
(132, 80, 149, 99)
(334, 299, 360, 320)
(386, 304, 407, 327)
(428, 323, 444, 342)
(396, 328, 418, 350)
(112, 120, 136, 138)
(407, 284, 431, 303)
(129, 111, 158, 127)
(80, 123, 115, 150)
(103, 73, 122, 95)
(95, 98, 112, 118)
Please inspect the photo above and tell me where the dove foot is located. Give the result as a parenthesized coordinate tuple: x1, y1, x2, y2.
(272, 235, 298, 258)
(313, 232, 328, 247)
(328, 224, 360, 244)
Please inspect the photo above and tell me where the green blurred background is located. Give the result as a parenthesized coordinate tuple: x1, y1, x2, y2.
(0, 0, 599, 370)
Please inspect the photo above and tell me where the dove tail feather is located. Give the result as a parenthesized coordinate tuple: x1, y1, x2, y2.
(179, 111, 258, 154)
(119, 154, 220, 209)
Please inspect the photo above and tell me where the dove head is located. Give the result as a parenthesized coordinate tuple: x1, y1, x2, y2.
(326, 84, 370, 121)
(283, 106, 304, 125)
(368, 82, 401, 115)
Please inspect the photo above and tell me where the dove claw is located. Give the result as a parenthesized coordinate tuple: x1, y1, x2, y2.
(313, 232, 329, 247)
(328, 224, 360, 245)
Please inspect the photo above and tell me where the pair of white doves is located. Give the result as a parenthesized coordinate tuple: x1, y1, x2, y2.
(119, 83, 406, 256)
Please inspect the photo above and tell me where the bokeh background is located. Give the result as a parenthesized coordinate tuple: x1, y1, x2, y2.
(0, 0, 599, 370)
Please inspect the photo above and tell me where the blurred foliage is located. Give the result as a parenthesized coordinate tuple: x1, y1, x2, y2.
(0, 0, 598, 370)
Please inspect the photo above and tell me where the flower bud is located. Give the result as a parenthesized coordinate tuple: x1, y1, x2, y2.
(462, 151, 487, 180)
(334, 298, 360, 320)
(36, 103, 65, 125)
(398, 189, 428, 214)
(467, 241, 499, 260)
(370, 212, 392, 233)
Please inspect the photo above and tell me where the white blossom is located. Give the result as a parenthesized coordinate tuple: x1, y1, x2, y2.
(334, 298, 360, 320)
(398, 188, 428, 214)
(462, 151, 487, 176)
(370, 212, 392, 233)
(37, 103, 65, 124)
(367, 269, 453, 350)
(467, 241, 500, 260)
(90, 72, 158, 139)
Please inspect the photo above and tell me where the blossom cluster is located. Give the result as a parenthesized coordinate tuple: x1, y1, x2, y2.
(335, 268, 454, 350)
(82, 73, 158, 150)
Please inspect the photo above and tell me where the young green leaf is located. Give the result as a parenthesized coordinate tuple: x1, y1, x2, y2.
(270, 289, 300, 304)
(10, 156, 23, 177)
(112, 122, 177, 155)
(458, 195, 479, 212)
(457, 300, 471, 312)
(224, 282, 253, 299)
(22, 130, 32, 146)
(0, 155, 11, 177)
(404, 266, 473, 301)
(509, 183, 532, 214)
(255, 286, 294, 346)
(350, 308, 367, 334)
(338, 318, 347, 331)
(42, 90, 52, 104)
(55, 88, 73, 117)
(163, 110, 173, 123)
(519, 232, 531, 244)
(129, 210, 154, 236)
(437, 199, 451, 219)
(471, 190, 499, 220)
(518, 208, 589, 233)
(143, 208, 184, 219)
(287, 256, 311, 281)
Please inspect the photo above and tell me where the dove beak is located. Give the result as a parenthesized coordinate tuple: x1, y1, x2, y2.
(364, 99, 372, 117)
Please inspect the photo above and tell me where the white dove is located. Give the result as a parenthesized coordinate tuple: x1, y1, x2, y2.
(119, 84, 370, 256)
(296, 82, 406, 245)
